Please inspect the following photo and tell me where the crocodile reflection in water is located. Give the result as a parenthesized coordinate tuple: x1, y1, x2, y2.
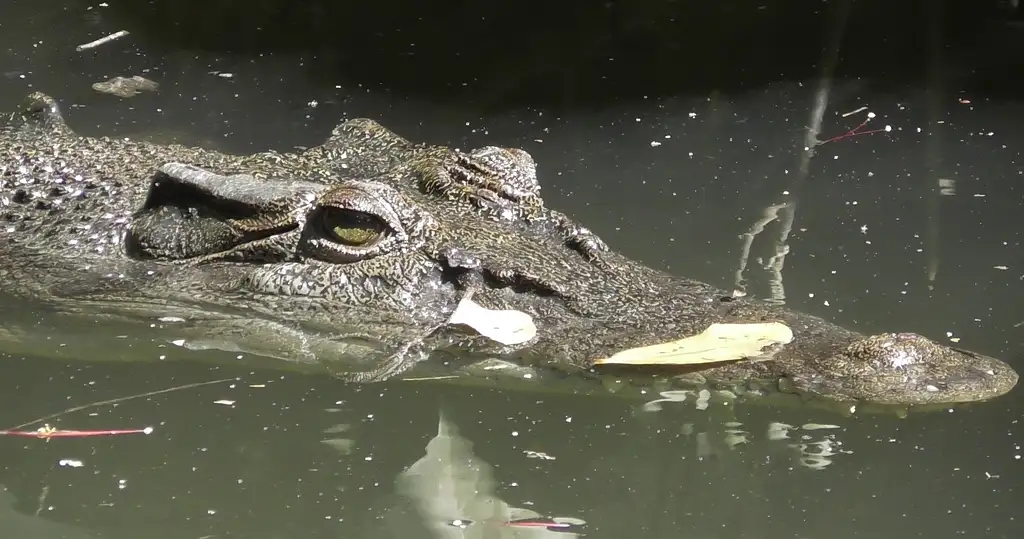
(0, 92, 1017, 407)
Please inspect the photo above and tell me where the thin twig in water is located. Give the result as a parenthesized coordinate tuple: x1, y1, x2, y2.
(75, 30, 129, 52)
(5, 377, 237, 431)
(841, 106, 868, 118)
(402, 375, 461, 381)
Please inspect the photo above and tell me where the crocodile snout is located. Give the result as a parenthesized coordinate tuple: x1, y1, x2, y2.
(924, 356, 1020, 400)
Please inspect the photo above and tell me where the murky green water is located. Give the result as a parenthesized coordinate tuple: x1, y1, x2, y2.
(2, 1, 1023, 538)
(1, 301, 1021, 539)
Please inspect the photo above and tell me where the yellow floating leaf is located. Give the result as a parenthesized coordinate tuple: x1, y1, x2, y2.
(593, 322, 793, 366)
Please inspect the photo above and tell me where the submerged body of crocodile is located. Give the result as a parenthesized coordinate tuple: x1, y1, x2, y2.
(0, 92, 1017, 407)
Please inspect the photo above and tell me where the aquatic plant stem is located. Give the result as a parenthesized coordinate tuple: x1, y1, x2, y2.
(4, 377, 237, 431)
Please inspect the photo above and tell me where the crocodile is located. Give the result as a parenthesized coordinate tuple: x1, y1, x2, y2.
(0, 92, 1017, 407)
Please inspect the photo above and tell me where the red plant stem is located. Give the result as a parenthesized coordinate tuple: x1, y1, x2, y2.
(819, 119, 887, 144)
(0, 428, 151, 438)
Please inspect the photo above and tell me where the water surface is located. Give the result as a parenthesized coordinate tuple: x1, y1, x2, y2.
(1, 1, 1022, 538)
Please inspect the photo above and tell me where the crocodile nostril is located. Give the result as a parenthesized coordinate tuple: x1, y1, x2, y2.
(974, 366, 997, 377)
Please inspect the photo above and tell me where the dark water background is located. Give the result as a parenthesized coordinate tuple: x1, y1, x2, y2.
(1, 0, 1023, 537)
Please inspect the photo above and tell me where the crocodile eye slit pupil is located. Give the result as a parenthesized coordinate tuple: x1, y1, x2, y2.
(322, 209, 385, 247)
(331, 224, 375, 246)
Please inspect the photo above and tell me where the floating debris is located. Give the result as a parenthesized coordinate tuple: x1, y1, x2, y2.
(593, 322, 793, 366)
(524, 450, 556, 460)
(801, 423, 842, 431)
(76, 30, 130, 51)
(92, 75, 158, 98)
(448, 293, 537, 345)
(841, 106, 868, 117)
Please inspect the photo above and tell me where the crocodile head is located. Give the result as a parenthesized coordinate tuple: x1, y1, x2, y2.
(2, 93, 1018, 406)
(779, 332, 1018, 405)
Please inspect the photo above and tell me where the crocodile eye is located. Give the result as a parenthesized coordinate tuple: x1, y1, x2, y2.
(322, 209, 386, 248)
(299, 182, 411, 264)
